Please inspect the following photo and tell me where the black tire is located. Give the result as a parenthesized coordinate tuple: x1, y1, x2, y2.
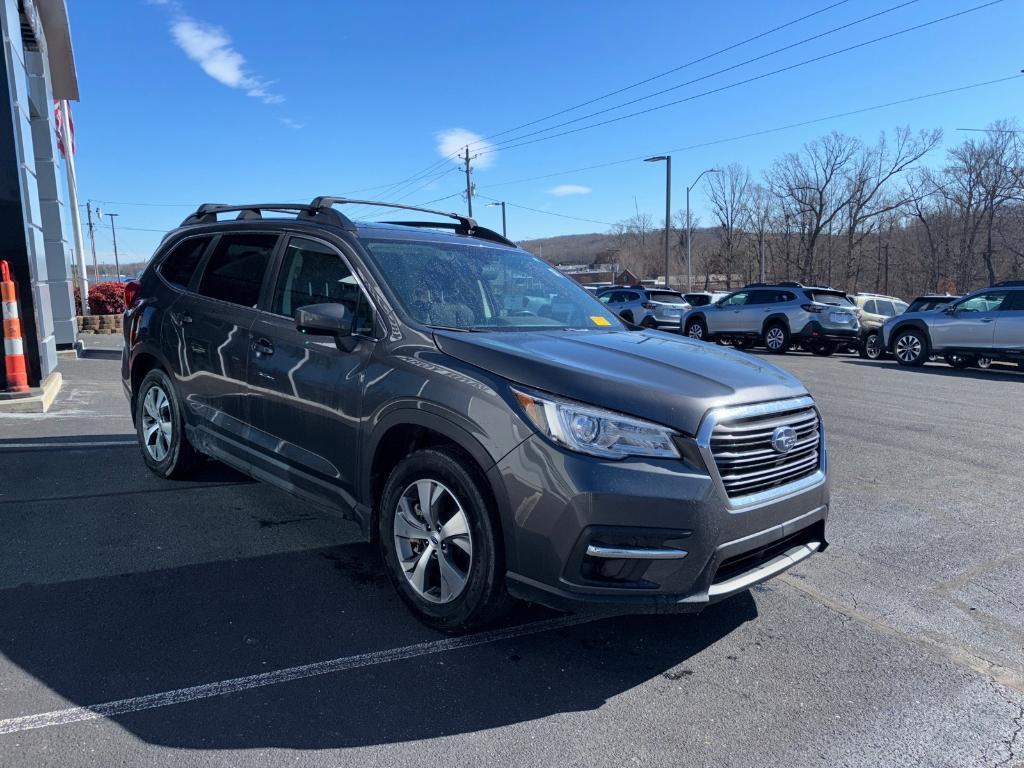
(732, 338, 757, 350)
(893, 328, 929, 366)
(641, 315, 658, 329)
(378, 447, 513, 633)
(808, 340, 838, 357)
(763, 322, 790, 354)
(944, 353, 976, 369)
(860, 332, 883, 360)
(135, 368, 201, 479)
(685, 318, 709, 342)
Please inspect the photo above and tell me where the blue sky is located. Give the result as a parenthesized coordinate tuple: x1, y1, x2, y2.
(67, 0, 1023, 264)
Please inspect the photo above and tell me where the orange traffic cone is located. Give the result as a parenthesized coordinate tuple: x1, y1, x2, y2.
(1, 260, 29, 393)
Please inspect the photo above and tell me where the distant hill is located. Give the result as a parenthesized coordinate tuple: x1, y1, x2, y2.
(517, 233, 620, 266)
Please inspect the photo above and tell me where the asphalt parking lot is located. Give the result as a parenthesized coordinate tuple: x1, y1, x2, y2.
(0, 340, 1021, 767)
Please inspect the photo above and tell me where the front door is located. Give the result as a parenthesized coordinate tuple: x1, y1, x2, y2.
(930, 290, 1009, 350)
(168, 232, 278, 464)
(246, 235, 378, 515)
(712, 291, 750, 333)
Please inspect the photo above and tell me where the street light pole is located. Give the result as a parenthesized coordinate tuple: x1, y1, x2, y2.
(487, 201, 507, 237)
(644, 156, 671, 288)
(107, 213, 124, 297)
(686, 168, 720, 292)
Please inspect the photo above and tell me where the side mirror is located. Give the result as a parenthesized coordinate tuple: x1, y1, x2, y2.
(294, 303, 354, 349)
(943, 304, 958, 315)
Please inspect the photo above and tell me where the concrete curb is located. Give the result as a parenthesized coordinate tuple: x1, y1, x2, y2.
(0, 372, 62, 413)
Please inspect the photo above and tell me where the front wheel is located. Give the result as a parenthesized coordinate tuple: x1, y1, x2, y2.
(894, 329, 928, 366)
(379, 447, 512, 633)
(763, 323, 790, 354)
(860, 332, 884, 360)
(685, 318, 708, 341)
(976, 356, 993, 369)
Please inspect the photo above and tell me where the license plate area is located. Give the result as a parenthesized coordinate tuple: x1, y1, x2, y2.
(829, 311, 851, 323)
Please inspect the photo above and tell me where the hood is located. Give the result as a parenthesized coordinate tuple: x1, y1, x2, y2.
(433, 329, 807, 436)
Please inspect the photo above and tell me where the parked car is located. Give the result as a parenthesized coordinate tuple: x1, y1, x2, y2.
(122, 198, 830, 631)
(850, 293, 909, 360)
(683, 291, 730, 307)
(596, 286, 691, 330)
(682, 282, 860, 355)
(905, 293, 960, 313)
(882, 282, 1024, 368)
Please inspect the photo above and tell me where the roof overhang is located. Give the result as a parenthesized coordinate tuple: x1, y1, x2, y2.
(32, 0, 79, 100)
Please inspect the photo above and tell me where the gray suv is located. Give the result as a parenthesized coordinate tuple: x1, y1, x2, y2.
(122, 198, 829, 632)
(883, 282, 1024, 368)
(596, 286, 691, 330)
(683, 282, 860, 355)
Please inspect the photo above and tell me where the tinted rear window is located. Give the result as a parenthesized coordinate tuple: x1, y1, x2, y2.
(196, 234, 277, 307)
(159, 236, 212, 289)
(810, 291, 853, 306)
(648, 291, 686, 304)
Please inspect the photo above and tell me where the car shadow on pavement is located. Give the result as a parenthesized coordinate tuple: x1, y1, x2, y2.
(0, 540, 758, 749)
(838, 358, 1023, 382)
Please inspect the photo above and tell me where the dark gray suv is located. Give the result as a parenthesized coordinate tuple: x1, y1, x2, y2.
(122, 198, 829, 632)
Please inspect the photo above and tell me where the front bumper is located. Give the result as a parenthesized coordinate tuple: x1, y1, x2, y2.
(490, 432, 829, 613)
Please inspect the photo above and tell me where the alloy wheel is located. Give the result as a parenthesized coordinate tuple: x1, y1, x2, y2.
(688, 323, 704, 340)
(865, 333, 882, 359)
(895, 334, 922, 363)
(766, 327, 785, 350)
(977, 357, 992, 369)
(393, 479, 473, 604)
(141, 384, 173, 462)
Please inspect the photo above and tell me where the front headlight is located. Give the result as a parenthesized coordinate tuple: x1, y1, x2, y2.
(511, 387, 681, 460)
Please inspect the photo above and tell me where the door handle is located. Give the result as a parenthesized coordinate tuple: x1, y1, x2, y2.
(252, 338, 275, 356)
(980, 318, 994, 323)
(171, 310, 192, 326)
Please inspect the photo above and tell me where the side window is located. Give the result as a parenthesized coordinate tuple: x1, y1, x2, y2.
(1005, 291, 1024, 311)
(196, 233, 277, 307)
(875, 300, 895, 316)
(722, 292, 749, 306)
(623, 291, 640, 302)
(863, 300, 877, 314)
(957, 291, 1009, 313)
(598, 293, 613, 304)
(272, 237, 375, 336)
(158, 236, 212, 290)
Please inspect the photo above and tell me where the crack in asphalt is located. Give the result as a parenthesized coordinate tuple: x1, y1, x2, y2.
(992, 698, 1024, 767)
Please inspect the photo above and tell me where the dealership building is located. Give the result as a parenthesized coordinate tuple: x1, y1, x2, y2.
(1, 0, 79, 392)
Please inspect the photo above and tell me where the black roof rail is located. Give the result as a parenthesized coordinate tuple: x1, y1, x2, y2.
(180, 202, 353, 229)
(377, 221, 514, 247)
(993, 280, 1024, 287)
(743, 281, 804, 289)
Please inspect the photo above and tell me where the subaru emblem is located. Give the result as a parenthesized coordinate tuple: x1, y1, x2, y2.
(771, 425, 798, 454)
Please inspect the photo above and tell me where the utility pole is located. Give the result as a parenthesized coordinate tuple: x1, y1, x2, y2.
(488, 201, 507, 237)
(107, 213, 124, 296)
(685, 168, 720, 292)
(643, 156, 672, 288)
(85, 202, 99, 283)
(59, 100, 90, 315)
(463, 146, 474, 218)
(884, 242, 890, 295)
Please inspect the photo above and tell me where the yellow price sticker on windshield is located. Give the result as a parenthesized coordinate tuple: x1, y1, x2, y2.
(590, 316, 611, 326)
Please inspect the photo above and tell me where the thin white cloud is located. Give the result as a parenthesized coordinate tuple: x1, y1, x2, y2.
(279, 117, 305, 130)
(169, 16, 283, 104)
(547, 184, 592, 196)
(436, 128, 494, 169)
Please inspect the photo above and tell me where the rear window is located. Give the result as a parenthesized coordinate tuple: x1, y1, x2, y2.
(648, 291, 686, 305)
(158, 236, 212, 290)
(809, 291, 853, 306)
(196, 233, 277, 307)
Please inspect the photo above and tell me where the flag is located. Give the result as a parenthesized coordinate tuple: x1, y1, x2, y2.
(54, 100, 75, 159)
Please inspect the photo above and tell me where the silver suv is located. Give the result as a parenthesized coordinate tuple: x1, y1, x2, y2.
(597, 286, 691, 330)
(682, 283, 861, 355)
(882, 282, 1024, 368)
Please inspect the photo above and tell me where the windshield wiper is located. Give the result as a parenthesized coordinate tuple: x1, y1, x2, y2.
(427, 325, 483, 333)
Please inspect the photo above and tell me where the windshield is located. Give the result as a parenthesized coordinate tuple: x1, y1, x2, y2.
(810, 291, 853, 306)
(361, 238, 624, 331)
(648, 291, 687, 305)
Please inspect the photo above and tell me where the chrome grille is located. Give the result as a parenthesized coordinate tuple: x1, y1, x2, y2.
(709, 403, 821, 498)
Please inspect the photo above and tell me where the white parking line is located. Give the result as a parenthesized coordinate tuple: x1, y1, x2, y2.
(0, 612, 595, 735)
(0, 440, 136, 451)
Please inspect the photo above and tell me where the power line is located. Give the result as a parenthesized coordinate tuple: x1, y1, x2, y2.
(475, 194, 614, 227)
(477, 73, 1023, 192)
(468, 0, 855, 148)
(484, 0, 924, 152)
(477, 0, 1007, 158)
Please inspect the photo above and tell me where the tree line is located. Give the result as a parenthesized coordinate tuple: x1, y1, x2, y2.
(611, 121, 1023, 297)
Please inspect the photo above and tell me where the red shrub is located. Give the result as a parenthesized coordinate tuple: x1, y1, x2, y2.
(75, 281, 127, 315)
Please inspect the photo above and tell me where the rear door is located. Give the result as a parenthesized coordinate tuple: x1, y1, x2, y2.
(931, 290, 1009, 350)
(246, 235, 378, 513)
(169, 232, 279, 462)
(993, 290, 1024, 354)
